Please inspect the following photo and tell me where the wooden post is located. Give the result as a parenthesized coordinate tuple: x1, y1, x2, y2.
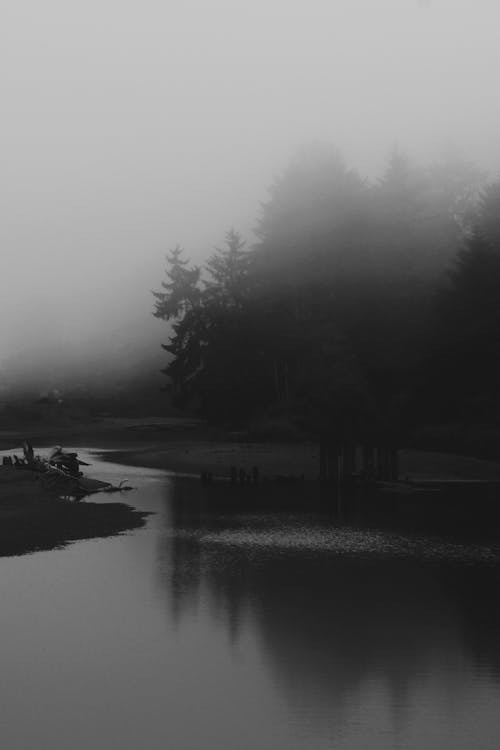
(390, 448, 399, 481)
(342, 443, 356, 479)
(328, 443, 340, 484)
(319, 436, 328, 481)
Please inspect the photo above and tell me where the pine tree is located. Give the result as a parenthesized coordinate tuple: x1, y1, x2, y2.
(152, 245, 201, 321)
(204, 229, 252, 310)
(152, 246, 203, 405)
(478, 180, 500, 246)
(425, 228, 500, 422)
(199, 230, 271, 422)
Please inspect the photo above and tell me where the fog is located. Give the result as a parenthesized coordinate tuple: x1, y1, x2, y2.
(2, 0, 500, 383)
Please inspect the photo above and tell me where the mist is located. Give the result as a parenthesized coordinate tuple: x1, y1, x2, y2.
(2, 0, 500, 393)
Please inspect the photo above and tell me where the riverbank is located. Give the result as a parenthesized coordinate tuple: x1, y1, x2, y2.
(0, 466, 148, 557)
(100, 440, 500, 482)
(3, 428, 500, 557)
(102, 440, 320, 479)
(0, 416, 205, 452)
(4, 416, 500, 483)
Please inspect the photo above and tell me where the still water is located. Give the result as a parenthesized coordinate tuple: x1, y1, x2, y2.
(2, 449, 500, 749)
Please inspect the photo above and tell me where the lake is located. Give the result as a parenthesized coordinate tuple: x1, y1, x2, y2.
(1, 448, 500, 749)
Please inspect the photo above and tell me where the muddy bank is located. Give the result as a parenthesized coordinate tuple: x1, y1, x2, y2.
(0, 466, 148, 557)
(101, 441, 500, 482)
(102, 441, 320, 480)
(6, 417, 500, 481)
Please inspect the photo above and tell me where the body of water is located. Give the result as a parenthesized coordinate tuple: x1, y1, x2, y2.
(1, 448, 500, 749)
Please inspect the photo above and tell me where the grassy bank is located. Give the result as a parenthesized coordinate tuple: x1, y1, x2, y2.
(0, 466, 148, 557)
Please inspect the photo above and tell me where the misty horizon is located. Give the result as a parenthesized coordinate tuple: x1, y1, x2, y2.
(3, 0, 500, 372)
(4, 7, 500, 748)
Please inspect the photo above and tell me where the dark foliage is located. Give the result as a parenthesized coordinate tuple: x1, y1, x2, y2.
(423, 226, 500, 423)
(153, 143, 494, 446)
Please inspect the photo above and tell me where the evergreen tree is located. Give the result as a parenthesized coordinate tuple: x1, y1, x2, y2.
(205, 229, 252, 309)
(152, 246, 203, 406)
(151, 145, 487, 440)
(199, 230, 273, 422)
(254, 141, 369, 286)
(153, 233, 272, 421)
(478, 180, 500, 246)
(424, 227, 500, 422)
(152, 245, 201, 320)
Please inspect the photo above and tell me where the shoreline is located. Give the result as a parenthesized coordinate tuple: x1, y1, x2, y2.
(3, 418, 500, 559)
(0, 466, 149, 558)
(99, 441, 500, 483)
(5, 417, 500, 482)
(100, 440, 321, 480)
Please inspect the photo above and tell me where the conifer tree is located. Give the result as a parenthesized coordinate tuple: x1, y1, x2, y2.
(205, 229, 252, 309)
(152, 246, 203, 405)
(152, 245, 201, 320)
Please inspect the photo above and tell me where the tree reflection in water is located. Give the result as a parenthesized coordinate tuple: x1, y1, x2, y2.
(157, 478, 500, 738)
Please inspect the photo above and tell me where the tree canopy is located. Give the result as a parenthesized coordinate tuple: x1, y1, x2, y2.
(153, 143, 493, 445)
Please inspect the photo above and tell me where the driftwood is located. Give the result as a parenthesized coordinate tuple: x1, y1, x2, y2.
(8, 442, 134, 500)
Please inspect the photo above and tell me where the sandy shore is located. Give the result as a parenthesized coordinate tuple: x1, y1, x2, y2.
(0, 466, 148, 557)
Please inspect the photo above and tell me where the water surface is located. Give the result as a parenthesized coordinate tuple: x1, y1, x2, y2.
(1, 449, 500, 749)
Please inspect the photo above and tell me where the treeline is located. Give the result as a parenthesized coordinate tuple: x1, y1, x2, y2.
(153, 143, 500, 450)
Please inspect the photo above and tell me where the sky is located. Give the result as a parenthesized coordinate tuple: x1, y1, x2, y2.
(2, 0, 500, 367)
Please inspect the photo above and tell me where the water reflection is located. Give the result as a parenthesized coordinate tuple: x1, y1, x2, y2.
(2, 452, 499, 750)
(158, 478, 500, 742)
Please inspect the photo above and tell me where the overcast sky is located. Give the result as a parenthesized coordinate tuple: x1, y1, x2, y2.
(2, 0, 500, 363)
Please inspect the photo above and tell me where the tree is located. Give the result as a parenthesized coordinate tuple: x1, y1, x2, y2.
(197, 230, 274, 422)
(422, 225, 500, 423)
(153, 232, 272, 421)
(152, 145, 486, 441)
(152, 245, 201, 320)
(478, 180, 500, 246)
(204, 229, 252, 309)
(249, 144, 377, 430)
(428, 153, 484, 236)
(254, 142, 369, 287)
(152, 246, 203, 406)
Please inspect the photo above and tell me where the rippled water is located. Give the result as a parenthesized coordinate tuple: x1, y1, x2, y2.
(1, 449, 500, 749)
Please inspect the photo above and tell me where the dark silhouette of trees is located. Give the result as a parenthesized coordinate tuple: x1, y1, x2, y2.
(425, 226, 500, 424)
(153, 143, 493, 446)
(195, 230, 273, 423)
(413, 179, 500, 436)
(249, 143, 378, 438)
(153, 231, 273, 421)
(478, 179, 500, 246)
(204, 229, 252, 309)
(153, 245, 201, 319)
(153, 246, 203, 406)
